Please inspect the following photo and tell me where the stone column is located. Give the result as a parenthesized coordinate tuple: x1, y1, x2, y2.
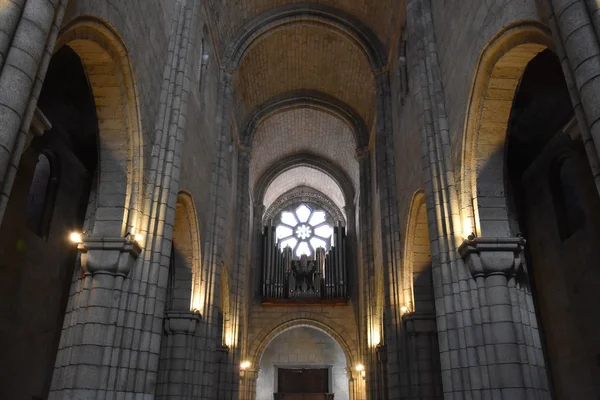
(0, 0, 67, 222)
(239, 368, 258, 400)
(459, 237, 549, 400)
(49, 237, 142, 399)
(544, 0, 600, 189)
(157, 311, 202, 399)
(401, 313, 443, 400)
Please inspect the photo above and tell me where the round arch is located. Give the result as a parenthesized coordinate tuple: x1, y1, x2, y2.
(241, 90, 369, 148)
(403, 190, 434, 313)
(55, 17, 144, 237)
(254, 153, 356, 209)
(222, 3, 386, 72)
(248, 318, 357, 370)
(175, 191, 203, 312)
(264, 187, 347, 226)
(460, 21, 555, 237)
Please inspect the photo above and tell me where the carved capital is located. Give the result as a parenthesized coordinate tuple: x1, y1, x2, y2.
(78, 237, 142, 277)
(458, 237, 525, 278)
(163, 310, 201, 335)
(25, 108, 51, 151)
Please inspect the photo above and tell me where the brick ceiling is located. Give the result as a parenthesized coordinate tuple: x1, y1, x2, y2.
(263, 166, 346, 212)
(234, 23, 375, 125)
(250, 108, 359, 190)
(205, 0, 400, 53)
(208, 1, 401, 207)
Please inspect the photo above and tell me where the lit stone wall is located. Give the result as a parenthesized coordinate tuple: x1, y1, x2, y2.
(256, 327, 349, 400)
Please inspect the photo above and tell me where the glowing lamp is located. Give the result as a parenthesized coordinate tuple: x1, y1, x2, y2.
(240, 361, 251, 370)
(69, 232, 83, 244)
(355, 364, 365, 372)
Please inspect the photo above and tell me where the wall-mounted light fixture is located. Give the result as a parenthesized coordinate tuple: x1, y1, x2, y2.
(355, 364, 366, 379)
(240, 361, 251, 370)
(69, 230, 90, 244)
(124, 231, 144, 244)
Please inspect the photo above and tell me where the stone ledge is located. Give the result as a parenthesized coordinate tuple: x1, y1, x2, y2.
(163, 310, 202, 335)
(458, 237, 526, 278)
(78, 237, 142, 277)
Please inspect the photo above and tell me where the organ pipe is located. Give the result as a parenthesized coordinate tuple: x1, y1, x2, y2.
(261, 225, 348, 300)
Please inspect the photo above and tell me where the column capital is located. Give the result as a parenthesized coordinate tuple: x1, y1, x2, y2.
(163, 310, 201, 335)
(78, 237, 142, 277)
(458, 236, 526, 278)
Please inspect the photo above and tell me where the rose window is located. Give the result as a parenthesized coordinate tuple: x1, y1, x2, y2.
(275, 204, 333, 257)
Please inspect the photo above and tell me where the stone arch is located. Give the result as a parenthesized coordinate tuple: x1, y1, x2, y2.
(241, 90, 369, 148)
(264, 187, 346, 227)
(248, 318, 357, 369)
(460, 21, 555, 237)
(254, 153, 355, 209)
(222, 3, 386, 72)
(403, 190, 434, 313)
(55, 17, 144, 237)
(173, 191, 202, 312)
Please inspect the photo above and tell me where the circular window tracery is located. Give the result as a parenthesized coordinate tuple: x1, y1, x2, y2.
(276, 204, 333, 257)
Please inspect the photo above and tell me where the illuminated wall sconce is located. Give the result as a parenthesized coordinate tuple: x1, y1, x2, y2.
(355, 364, 366, 379)
(400, 305, 409, 314)
(124, 231, 144, 245)
(69, 230, 90, 244)
(240, 361, 251, 370)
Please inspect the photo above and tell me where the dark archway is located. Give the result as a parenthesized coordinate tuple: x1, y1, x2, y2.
(0, 45, 98, 399)
(506, 49, 600, 400)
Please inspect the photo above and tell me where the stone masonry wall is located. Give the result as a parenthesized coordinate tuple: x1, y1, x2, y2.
(257, 327, 349, 400)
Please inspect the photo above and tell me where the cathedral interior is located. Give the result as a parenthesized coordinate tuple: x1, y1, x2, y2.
(1, 0, 600, 399)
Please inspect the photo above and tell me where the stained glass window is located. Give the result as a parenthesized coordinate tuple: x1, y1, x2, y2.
(276, 204, 333, 257)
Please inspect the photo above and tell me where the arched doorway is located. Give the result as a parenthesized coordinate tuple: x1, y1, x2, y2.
(0, 45, 98, 399)
(256, 325, 350, 400)
(505, 49, 600, 399)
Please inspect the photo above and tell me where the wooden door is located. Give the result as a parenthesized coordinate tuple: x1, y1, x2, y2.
(278, 368, 328, 394)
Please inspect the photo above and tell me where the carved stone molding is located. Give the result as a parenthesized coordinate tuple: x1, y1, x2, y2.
(263, 189, 346, 225)
(25, 108, 51, 151)
(78, 237, 142, 277)
(458, 237, 526, 278)
(163, 310, 201, 335)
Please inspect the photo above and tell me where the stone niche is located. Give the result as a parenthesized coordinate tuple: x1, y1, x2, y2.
(256, 327, 349, 400)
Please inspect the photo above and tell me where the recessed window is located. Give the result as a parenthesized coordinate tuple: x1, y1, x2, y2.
(275, 204, 334, 257)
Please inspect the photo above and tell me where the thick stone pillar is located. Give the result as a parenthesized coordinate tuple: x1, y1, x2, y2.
(0, 0, 67, 222)
(545, 0, 600, 189)
(401, 313, 443, 400)
(239, 368, 258, 400)
(157, 311, 202, 398)
(459, 238, 548, 400)
(49, 237, 142, 399)
(406, 0, 551, 398)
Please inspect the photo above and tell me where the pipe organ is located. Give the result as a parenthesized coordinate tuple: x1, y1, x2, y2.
(261, 221, 348, 301)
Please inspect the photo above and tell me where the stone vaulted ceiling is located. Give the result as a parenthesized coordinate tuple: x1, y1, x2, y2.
(250, 108, 359, 189)
(205, 0, 400, 53)
(207, 0, 403, 208)
(234, 23, 375, 125)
